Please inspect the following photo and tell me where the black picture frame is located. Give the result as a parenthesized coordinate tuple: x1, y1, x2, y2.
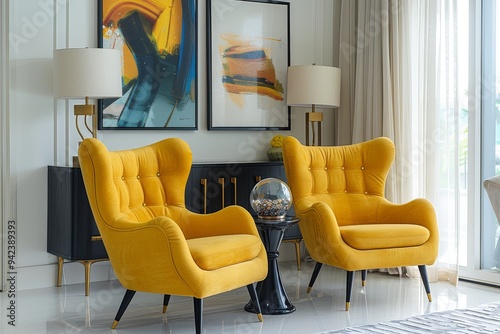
(97, 0, 198, 130)
(207, 0, 291, 130)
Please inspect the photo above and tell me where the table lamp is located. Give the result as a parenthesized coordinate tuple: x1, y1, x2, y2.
(286, 65, 341, 146)
(53, 48, 122, 141)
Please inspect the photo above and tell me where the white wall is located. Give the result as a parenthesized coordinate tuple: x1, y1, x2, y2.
(4, 0, 334, 291)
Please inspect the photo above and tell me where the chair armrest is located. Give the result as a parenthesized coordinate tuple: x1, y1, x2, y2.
(105, 215, 192, 264)
(102, 215, 219, 293)
(294, 199, 349, 263)
(377, 198, 439, 252)
(180, 205, 259, 239)
(377, 198, 438, 231)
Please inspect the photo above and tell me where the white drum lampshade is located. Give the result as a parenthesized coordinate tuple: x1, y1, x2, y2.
(286, 65, 341, 146)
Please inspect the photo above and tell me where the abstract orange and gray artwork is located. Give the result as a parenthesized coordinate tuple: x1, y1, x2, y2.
(208, 0, 289, 130)
(221, 44, 284, 102)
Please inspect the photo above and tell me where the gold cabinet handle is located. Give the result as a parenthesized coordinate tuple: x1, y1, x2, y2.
(91, 236, 102, 241)
(231, 177, 237, 205)
(200, 178, 207, 214)
(218, 177, 225, 208)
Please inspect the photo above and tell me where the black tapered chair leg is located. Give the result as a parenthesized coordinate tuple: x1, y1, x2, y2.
(162, 294, 171, 313)
(193, 297, 203, 334)
(345, 271, 355, 311)
(361, 270, 367, 286)
(418, 265, 432, 302)
(111, 289, 136, 329)
(307, 262, 323, 293)
(246, 284, 263, 322)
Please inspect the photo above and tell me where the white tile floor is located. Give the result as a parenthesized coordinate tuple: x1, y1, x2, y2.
(2, 261, 500, 334)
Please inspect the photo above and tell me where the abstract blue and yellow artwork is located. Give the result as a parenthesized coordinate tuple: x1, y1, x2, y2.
(98, 0, 197, 129)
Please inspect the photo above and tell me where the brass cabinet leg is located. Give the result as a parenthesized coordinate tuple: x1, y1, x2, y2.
(294, 240, 301, 271)
(282, 239, 302, 270)
(57, 257, 64, 287)
(79, 259, 108, 296)
(82, 261, 92, 297)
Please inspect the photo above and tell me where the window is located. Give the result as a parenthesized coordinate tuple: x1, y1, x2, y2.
(460, 0, 500, 285)
(480, 0, 500, 275)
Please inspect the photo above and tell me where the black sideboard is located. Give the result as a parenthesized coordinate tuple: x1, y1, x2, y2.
(47, 166, 108, 296)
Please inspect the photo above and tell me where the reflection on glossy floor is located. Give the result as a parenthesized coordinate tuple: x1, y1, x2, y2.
(3, 261, 500, 334)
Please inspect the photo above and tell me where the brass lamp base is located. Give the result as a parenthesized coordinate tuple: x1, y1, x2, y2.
(74, 98, 97, 140)
(306, 110, 323, 146)
(72, 99, 97, 166)
(74, 104, 93, 116)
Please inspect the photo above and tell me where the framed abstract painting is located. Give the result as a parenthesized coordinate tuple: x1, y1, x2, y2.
(207, 0, 290, 130)
(98, 0, 197, 129)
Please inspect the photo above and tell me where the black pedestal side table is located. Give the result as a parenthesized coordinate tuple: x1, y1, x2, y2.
(245, 216, 300, 315)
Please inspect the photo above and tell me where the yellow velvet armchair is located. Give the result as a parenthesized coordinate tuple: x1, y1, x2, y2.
(282, 136, 439, 310)
(78, 138, 268, 333)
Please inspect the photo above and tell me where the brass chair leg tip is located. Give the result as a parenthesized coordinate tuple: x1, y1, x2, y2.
(111, 320, 118, 329)
(427, 293, 432, 302)
(306, 286, 312, 293)
(257, 313, 263, 322)
(162, 306, 167, 313)
(362, 280, 366, 287)
(345, 302, 350, 311)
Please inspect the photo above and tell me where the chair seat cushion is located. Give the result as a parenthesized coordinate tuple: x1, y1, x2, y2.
(339, 224, 430, 250)
(187, 234, 262, 271)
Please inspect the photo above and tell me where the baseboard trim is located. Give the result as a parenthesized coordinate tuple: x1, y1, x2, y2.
(17, 261, 114, 291)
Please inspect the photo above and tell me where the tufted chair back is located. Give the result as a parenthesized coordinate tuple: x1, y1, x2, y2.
(79, 137, 191, 229)
(283, 136, 395, 226)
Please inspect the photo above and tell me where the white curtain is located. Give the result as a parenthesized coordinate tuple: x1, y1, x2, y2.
(336, 0, 462, 284)
(337, 0, 413, 203)
(409, 0, 462, 285)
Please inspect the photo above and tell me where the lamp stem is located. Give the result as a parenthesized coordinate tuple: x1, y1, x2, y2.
(311, 104, 316, 146)
(75, 116, 85, 141)
(83, 115, 92, 134)
(305, 105, 323, 146)
(86, 97, 98, 139)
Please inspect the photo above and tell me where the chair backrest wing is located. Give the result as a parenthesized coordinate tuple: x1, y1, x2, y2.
(78, 138, 192, 226)
(282, 136, 395, 202)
